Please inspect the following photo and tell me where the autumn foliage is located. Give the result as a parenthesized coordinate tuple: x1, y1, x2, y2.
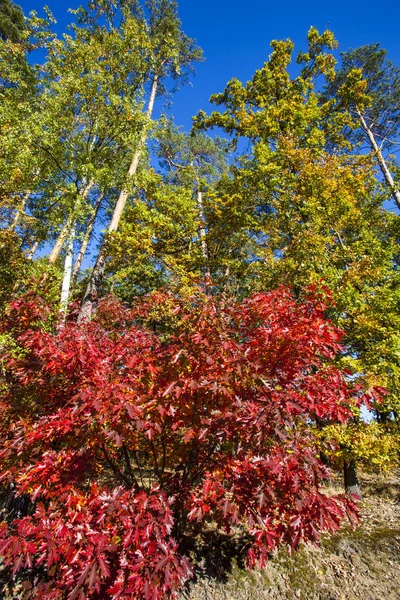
(0, 286, 361, 599)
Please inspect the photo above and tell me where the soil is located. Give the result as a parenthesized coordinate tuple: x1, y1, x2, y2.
(179, 475, 400, 600)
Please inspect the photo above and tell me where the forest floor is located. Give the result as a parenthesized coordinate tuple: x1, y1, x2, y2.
(1, 474, 399, 599)
(180, 474, 400, 600)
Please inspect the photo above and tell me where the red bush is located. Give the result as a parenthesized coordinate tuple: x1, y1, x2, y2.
(0, 287, 360, 598)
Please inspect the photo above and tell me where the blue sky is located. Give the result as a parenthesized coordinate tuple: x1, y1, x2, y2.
(18, 0, 400, 130)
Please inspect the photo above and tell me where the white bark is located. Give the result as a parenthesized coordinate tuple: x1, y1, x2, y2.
(60, 227, 75, 314)
(357, 109, 400, 210)
(11, 170, 39, 232)
(48, 180, 94, 265)
(79, 75, 159, 322)
(72, 193, 104, 286)
(48, 216, 73, 265)
(10, 191, 31, 232)
(108, 75, 158, 234)
(26, 240, 39, 260)
(196, 188, 211, 284)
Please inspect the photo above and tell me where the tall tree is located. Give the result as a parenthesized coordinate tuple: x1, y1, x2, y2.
(0, 0, 25, 42)
(2, 1, 155, 304)
(156, 125, 229, 284)
(324, 44, 400, 209)
(195, 28, 400, 492)
(35, 7, 152, 264)
(105, 127, 251, 301)
(79, 0, 202, 321)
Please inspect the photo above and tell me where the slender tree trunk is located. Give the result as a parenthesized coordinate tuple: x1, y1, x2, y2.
(10, 190, 31, 232)
(357, 109, 400, 210)
(196, 188, 211, 286)
(10, 170, 39, 232)
(48, 180, 94, 265)
(109, 75, 158, 233)
(343, 459, 361, 498)
(48, 215, 74, 265)
(26, 240, 39, 260)
(79, 75, 159, 322)
(60, 227, 75, 314)
(71, 193, 104, 286)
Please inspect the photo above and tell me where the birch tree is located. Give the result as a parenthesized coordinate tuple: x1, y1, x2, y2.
(34, 10, 151, 266)
(79, 0, 202, 320)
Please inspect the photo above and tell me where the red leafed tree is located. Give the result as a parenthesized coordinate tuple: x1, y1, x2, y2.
(0, 286, 361, 599)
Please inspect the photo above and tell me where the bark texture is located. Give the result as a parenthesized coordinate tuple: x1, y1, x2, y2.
(358, 110, 400, 210)
(10, 191, 30, 232)
(79, 75, 158, 322)
(26, 240, 39, 260)
(196, 188, 211, 287)
(72, 193, 104, 286)
(344, 459, 362, 498)
(48, 181, 94, 265)
(60, 227, 75, 313)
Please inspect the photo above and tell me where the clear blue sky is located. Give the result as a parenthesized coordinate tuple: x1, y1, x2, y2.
(18, 0, 400, 130)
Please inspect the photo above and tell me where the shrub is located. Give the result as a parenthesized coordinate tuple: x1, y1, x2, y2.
(0, 286, 361, 598)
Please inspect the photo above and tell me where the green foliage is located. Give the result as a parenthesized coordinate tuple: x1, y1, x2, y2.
(0, 230, 27, 311)
(319, 422, 400, 473)
(324, 43, 400, 153)
(0, 0, 25, 43)
(195, 28, 400, 423)
(108, 170, 200, 297)
(107, 125, 232, 298)
(1, 0, 399, 509)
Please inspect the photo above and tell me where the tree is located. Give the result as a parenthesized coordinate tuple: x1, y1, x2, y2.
(1, 0, 202, 313)
(106, 169, 202, 299)
(0, 5, 58, 301)
(79, 0, 202, 321)
(324, 44, 400, 209)
(156, 125, 229, 286)
(0, 230, 27, 313)
(0, 0, 25, 43)
(31, 7, 153, 274)
(106, 125, 230, 300)
(0, 286, 360, 598)
(319, 421, 400, 477)
(194, 28, 400, 492)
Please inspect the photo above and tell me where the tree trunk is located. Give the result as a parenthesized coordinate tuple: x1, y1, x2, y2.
(10, 190, 31, 232)
(196, 188, 211, 288)
(357, 109, 400, 210)
(72, 193, 104, 286)
(376, 409, 389, 424)
(48, 215, 74, 265)
(60, 227, 75, 314)
(48, 180, 94, 265)
(26, 240, 39, 260)
(343, 459, 361, 498)
(79, 75, 159, 323)
(10, 169, 39, 232)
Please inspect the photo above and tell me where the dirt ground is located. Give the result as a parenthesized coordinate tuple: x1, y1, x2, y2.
(180, 475, 400, 600)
